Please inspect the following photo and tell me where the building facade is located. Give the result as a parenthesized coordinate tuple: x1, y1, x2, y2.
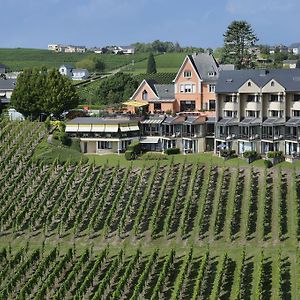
(215, 68, 300, 157)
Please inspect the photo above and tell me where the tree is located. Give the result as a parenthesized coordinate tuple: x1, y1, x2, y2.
(11, 67, 79, 119)
(222, 20, 258, 69)
(76, 56, 105, 73)
(147, 53, 157, 74)
(96, 72, 138, 105)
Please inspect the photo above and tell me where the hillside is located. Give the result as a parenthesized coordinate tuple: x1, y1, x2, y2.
(0, 119, 299, 299)
(0, 48, 148, 71)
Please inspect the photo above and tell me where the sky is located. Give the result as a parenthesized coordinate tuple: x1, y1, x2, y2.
(2, 0, 300, 49)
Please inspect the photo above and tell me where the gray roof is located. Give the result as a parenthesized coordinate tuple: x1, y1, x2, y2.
(60, 64, 73, 69)
(189, 53, 220, 82)
(216, 69, 300, 93)
(240, 117, 262, 125)
(262, 118, 285, 126)
(183, 116, 205, 125)
(162, 115, 185, 125)
(286, 117, 300, 126)
(216, 118, 238, 125)
(0, 79, 16, 90)
(154, 84, 174, 99)
(72, 69, 89, 73)
(67, 117, 140, 125)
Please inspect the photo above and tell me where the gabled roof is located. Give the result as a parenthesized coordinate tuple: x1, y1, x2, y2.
(216, 69, 300, 93)
(154, 84, 174, 99)
(189, 53, 220, 82)
(72, 69, 89, 73)
(60, 64, 73, 70)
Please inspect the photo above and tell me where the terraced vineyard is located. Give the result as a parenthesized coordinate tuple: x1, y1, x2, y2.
(1, 119, 300, 298)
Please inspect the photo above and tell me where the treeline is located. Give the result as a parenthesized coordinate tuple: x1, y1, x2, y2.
(132, 40, 210, 54)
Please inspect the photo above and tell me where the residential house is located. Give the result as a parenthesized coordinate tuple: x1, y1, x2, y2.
(48, 44, 86, 53)
(0, 78, 16, 104)
(113, 46, 135, 55)
(65, 117, 141, 154)
(215, 68, 300, 157)
(129, 79, 176, 113)
(59, 65, 89, 80)
(72, 69, 89, 80)
(289, 43, 300, 55)
(127, 53, 225, 114)
(283, 60, 298, 69)
(269, 44, 289, 54)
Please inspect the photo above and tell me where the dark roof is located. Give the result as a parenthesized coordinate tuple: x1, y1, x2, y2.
(162, 115, 185, 125)
(206, 117, 216, 124)
(0, 79, 16, 90)
(67, 117, 140, 125)
(262, 118, 285, 126)
(289, 43, 300, 48)
(286, 117, 300, 126)
(216, 118, 238, 125)
(240, 118, 262, 125)
(216, 69, 300, 93)
(154, 84, 174, 99)
(183, 116, 205, 125)
(189, 53, 220, 82)
(0, 64, 6, 69)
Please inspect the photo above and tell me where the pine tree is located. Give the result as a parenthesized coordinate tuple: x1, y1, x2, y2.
(147, 52, 157, 74)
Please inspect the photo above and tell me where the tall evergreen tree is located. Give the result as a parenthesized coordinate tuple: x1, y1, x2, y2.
(146, 53, 157, 74)
(222, 20, 258, 69)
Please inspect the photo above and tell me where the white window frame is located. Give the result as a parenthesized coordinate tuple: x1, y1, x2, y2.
(208, 84, 215, 93)
(183, 70, 192, 78)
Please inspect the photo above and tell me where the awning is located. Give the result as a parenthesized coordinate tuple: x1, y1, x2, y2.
(78, 125, 92, 132)
(216, 118, 238, 125)
(129, 125, 140, 131)
(104, 125, 119, 132)
(140, 137, 160, 144)
(240, 118, 262, 125)
(120, 126, 130, 132)
(0, 92, 5, 97)
(286, 117, 300, 126)
(123, 100, 149, 107)
(263, 118, 285, 126)
(65, 125, 78, 132)
(140, 119, 164, 124)
(91, 125, 105, 132)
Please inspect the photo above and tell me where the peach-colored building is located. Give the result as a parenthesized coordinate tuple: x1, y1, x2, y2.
(127, 53, 231, 115)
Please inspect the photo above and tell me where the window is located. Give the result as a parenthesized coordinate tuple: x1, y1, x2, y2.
(209, 84, 215, 93)
(208, 99, 216, 111)
(180, 84, 195, 93)
(271, 81, 275, 87)
(270, 94, 282, 102)
(183, 70, 192, 78)
(294, 94, 300, 101)
(293, 110, 300, 117)
(154, 103, 161, 110)
(247, 81, 251, 87)
(224, 110, 237, 118)
(97, 141, 112, 149)
(180, 101, 196, 111)
(224, 95, 237, 102)
(269, 110, 283, 117)
(142, 90, 148, 100)
(208, 71, 216, 77)
(246, 110, 260, 118)
(247, 95, 257, 102)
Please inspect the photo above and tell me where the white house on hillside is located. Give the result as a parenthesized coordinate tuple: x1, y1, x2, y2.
(59, 65, 89, 80)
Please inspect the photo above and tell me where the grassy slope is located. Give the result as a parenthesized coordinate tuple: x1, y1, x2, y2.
(0, 48, 148, 71)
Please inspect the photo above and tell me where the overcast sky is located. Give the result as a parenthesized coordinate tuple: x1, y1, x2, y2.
(2, 0, 300, 49)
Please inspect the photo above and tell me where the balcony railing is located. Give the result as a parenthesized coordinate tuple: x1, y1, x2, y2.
(262, 134, 284, 140)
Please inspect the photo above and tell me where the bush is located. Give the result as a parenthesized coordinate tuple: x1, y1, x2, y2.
(267, 151, 283, 158)
(220, 149, 236, 158)
(165, 148, 180, 155)
(125, 150, 134, 160)
(243, 150, 257, 159)
(140, 152, 168, 160)
(264, 160, 273, 168)
(127, 141, 141, 154)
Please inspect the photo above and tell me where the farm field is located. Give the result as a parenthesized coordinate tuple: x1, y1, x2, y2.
(0, 48, 148, 71)
(1, 119, 300, 299)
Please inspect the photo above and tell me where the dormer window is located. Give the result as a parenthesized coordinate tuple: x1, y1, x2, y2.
(183, 70, 192, 78)
(208, 71, 216, 77)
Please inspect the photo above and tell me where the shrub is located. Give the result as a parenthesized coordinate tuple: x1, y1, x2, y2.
(127, 141, 141, 155)
(264, 160, 273, 168)
(165, 148, 180, 155)
(267, 151, 283, 158)
(140, 152, 168, 160)
(243, 150, 257, 159)
(125, 150, 134, 160)
(220, 149, 235, 158)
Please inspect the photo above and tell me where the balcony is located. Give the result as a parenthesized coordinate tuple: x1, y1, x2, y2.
(223, 102, 238, 111)
(239, 133, 260, 140)
(262, 134, 284, 141)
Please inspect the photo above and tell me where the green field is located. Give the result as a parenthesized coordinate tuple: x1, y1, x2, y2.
(1, 119, 300, 299)
(123, 52, 187, 74)
(0, 48, 148, 71)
